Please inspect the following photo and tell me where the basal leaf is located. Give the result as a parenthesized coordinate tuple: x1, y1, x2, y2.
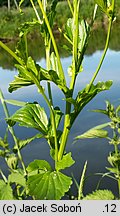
(8, 172, 26, 187)
(83, 189, 115, 200)
(27, 170, 72, 200)
(56, 153, 75, 171)
(0, 180, 14, 200)
(7, 103, 48, 134)
(75, 128, 108, 139)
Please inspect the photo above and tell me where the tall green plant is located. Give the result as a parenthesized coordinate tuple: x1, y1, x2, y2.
(0, 0, 116, 199)
(76, 101, 120, 199)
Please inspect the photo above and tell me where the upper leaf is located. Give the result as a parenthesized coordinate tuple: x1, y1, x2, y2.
(76, 128, 108, 139)
(56, 153, 75, 171)
(7, 103, 48, 134)
(95, 0, 108, 13)
(27, 170, 72, 200)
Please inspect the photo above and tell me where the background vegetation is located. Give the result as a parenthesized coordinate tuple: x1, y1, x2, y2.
(0, 0, 120, 39)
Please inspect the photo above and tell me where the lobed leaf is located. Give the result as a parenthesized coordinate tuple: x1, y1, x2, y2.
(27, 170, 72, 200)
(56, 153, 75, 171)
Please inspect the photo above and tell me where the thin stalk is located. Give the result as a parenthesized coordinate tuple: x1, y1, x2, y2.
(24, 34, 28, 60)
(58, 109, 70, 161)
(30, 0, 43, 24)
(0, 90, 27, 175)
(36, 83, 58, 168)
(0, 41, 24, 66)
(0, 169, 7, 183)
(87, 17, 113, 92)
(78, 161, 87, 200)
(67, 0, 73, 15)
(37, 0, 66, 85)
(45, 41, 53, 105)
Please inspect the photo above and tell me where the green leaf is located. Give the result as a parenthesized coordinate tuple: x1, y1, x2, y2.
(64, 18, 73, 43)
(16, 20, 39, 63)
(9, 56, 41, 93)
(5, 99, 26, 107)
(78, 20, 89, 53)
(92, 109, 108, 115)
(27, 160, 52, 175)
(95, 0, 107, 13)
(0, 180, 14, 200)
(72, 81, 113, 119)
(56, 153, 75, 171)
(27, 170, 72, 200)
(0, 150, 6, 157)
(0, 137, 8, 148)
(6, 154, 18, 170)
(8, 172, 26, 187)
(19, 134, 43, 150)
(75, 128, 108, 139)
(7, 103, 48, 134)
(83, 189, 115, 200)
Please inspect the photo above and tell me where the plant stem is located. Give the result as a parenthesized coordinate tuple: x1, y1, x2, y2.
(30, 0, 43, 24)
(0, 41, 24, 66)
(67, 0, 73, 15)
(78, 161, 87, 200)
(58, 106, 71, 161)
(46, 41, 53, 105)
(0, 89, 27, 175)
(58, 0, 81, 161)
(36, 83, 58, 168)
(87, 16, 113, 92)
(37, 0, 66, 85)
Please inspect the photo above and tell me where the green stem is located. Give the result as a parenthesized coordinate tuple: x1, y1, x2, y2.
(0, 89, 27, 175)
(58, 106, 71, 161)
(58, 0, 80, 161)
(67, 0, 73, 15)
(36, 83, 58, 168)
(30, 0, 43, 24)
(87, 17, 113, 92)
(46, 42, 53, 105)
(78, 161, 87, 200)
(37, 0, 66, 85)
(0, 41, 24, 66)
